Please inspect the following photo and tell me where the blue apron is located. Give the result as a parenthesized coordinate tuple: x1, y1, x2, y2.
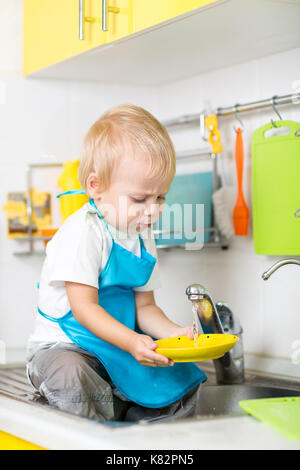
(38, 191, 206, 408)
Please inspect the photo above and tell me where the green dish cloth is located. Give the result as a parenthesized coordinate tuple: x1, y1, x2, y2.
(239, 397, 300, 440)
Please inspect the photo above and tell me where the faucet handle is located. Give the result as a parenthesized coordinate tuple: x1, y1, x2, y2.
(186, 284, 207, 300)
(216, 302, 243, 336)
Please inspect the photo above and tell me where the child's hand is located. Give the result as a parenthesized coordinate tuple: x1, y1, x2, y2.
(128, 333, 174, 367)
(168, 325, 194, 340)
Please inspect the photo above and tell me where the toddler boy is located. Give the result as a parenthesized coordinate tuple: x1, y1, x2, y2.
(27, 105, 206, 423)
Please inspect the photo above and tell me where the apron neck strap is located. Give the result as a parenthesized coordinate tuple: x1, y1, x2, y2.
(56, 190, 146, 246)
(56, 190, 114, 240)
(88, 198, 113, 240)
(56, 189, 86, 198)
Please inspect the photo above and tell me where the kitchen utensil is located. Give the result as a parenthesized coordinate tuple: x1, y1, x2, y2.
(232, 127, 249, 235)
(205, 114, 223, 154)
(252, 120, 300, 254)
(204, 114, 234, 239)
(212, 156, 235, 239)
(155, 334, 238, 362)
(239, 396, 300, 440)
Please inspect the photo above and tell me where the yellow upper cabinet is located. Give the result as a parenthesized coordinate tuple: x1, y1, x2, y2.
(23, 0, 106, 75)
(23, 0, 217, 76)
(131, 0, 217, 33)
(105, 0, 217, 43)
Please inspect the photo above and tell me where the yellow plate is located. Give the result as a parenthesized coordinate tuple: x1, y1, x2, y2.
(155, 334, 238, 362)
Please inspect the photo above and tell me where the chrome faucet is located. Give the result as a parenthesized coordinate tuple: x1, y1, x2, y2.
(262, 258, 300, 280)
(186, 284, 244, 384)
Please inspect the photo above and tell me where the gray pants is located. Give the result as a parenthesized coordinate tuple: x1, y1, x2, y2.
(27, 342, 201, 424)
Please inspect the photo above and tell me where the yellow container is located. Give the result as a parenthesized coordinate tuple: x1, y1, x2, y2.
(57, 160, 88, 221)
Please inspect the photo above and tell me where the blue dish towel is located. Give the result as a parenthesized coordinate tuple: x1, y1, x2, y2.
(154, 172, 213, 246)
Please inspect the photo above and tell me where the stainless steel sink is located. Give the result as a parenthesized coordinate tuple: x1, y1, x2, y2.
(1, 365, 300, 426)
(195, 384, 300, 416)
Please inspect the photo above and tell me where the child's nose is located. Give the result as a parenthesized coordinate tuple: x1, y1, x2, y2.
(144, 202, 159, 218)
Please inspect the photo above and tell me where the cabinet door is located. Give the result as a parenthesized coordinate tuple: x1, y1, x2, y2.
(0, 430, 45, 450)
(105, 0, 134, 43)
(23, 0, 107, 75)
(23, 0, 218, 76)
(106, 0, 217, 43)
(131, 0, 217, 34)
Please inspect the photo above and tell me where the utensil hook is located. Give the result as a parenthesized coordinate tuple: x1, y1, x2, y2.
(270, 95, 283, 128)
(294, 208, 300, 218)
(233, 104, 245, 133)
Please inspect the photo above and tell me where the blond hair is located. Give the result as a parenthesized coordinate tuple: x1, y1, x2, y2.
(78, 104, 176, 192)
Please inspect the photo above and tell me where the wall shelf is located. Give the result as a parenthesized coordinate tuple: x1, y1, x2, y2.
(12, 154, 226, 255)
(12, 162, 63, 256)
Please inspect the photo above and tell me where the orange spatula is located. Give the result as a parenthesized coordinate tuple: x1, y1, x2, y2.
(232, 127, 249, 235)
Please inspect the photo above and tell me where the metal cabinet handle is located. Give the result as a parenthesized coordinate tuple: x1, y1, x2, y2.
(79, 0, 84, 40)
(79, 0, 119, 39)
(102, 0, 108, 31)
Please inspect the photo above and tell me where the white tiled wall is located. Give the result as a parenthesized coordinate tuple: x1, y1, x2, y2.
(155, 48, 300, 366)
(0, 1, 300, 373)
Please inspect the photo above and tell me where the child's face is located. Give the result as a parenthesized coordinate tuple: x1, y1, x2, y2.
(94, 152, 172, 234)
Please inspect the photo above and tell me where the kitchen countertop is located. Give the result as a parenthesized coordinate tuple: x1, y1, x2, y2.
(0, 364, 300, 450)
(1, 393, 299, 451)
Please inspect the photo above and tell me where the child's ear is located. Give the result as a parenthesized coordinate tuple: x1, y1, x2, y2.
(86, 172, 102, 199)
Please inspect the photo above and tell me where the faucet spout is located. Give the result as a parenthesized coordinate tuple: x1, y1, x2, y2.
(185, 284, 223, 334)
(186, 284, 244, 384)
(262, 258, 300, 280)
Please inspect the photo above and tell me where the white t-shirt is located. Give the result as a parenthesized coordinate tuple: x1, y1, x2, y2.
(28, 202, 161, 347)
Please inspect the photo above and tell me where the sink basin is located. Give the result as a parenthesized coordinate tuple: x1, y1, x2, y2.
(196, 384, 300, 416)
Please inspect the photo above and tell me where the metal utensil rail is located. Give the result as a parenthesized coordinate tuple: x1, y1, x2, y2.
(162, 93, 299, 129)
